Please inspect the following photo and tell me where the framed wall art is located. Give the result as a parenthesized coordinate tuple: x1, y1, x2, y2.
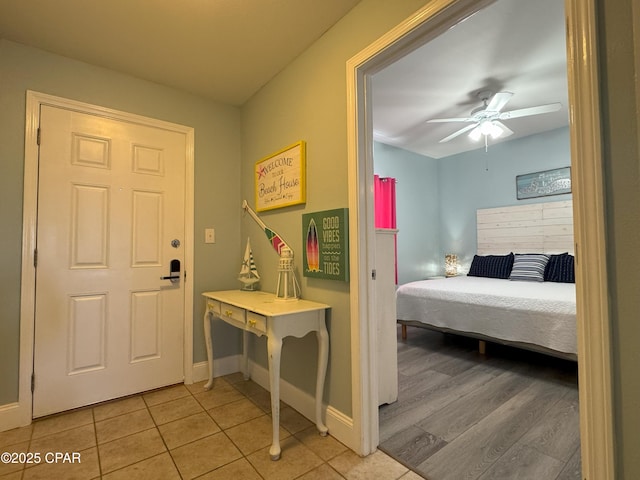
(255, 141, 306, 212)
(302, 208, 349, 282)
(516, 166, 571, 200)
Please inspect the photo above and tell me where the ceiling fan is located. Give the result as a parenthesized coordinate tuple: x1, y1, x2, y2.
(427, 91, 562, 146)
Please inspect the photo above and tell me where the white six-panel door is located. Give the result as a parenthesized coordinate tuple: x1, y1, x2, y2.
(33, 105, 186, 417)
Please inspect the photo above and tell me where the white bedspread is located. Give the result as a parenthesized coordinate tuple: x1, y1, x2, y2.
(396, 276, 577, 355)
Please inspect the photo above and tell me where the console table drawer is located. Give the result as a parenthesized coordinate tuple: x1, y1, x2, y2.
(221, 302, 246, 328)
(247, 311, 267, 336)
(206, 299, 221, 315)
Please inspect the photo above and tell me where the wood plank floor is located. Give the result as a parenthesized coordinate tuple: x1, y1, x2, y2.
(379, 325, 581, 480)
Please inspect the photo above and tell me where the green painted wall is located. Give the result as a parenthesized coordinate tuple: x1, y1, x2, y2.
(240, 0, 428, 415)
(0, 39, 243, 405)
(597, 0, 640, 477)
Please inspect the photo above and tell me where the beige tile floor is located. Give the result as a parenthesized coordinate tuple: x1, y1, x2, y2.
(0, 374, 422, 480)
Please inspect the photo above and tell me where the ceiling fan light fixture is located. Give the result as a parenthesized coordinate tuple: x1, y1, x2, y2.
(469, 126, 482, 141)
(470, 120, 503, 141)
(430, 91, 559, 146)
(490, 125, 503, 139)
(482, 120, 503, 138)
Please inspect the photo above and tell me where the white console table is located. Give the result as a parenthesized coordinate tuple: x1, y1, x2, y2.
(202, 290, 329, 460)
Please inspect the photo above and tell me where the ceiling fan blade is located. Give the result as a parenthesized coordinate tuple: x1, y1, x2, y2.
(499, 103, 561, 120)
(426, 117, 473, 123)
(493, 121, 514, 137)
(439, 123, 478, 143)
(485, 91, 513, 112)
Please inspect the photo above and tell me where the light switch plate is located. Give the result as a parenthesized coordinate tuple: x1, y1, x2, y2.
(205, 228, 215, 244)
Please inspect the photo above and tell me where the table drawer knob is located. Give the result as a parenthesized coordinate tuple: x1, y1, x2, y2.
(225, 310, 233, 317)
(249, 319, 257, 327)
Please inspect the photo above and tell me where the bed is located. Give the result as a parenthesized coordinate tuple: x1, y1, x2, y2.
(396, 200, 577, 360)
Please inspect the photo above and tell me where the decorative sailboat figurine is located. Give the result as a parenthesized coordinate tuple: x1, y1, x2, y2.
(238, 237, 260, 291)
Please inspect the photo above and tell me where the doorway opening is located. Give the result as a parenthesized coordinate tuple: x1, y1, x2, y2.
(372, 0, 577, 477)
(346, 0, 613, 478)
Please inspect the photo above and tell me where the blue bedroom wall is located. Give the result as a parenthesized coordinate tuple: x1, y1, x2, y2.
(438, 127, 571, 271)
(373, 142, 441, 284)
(374, 127, 571, 283)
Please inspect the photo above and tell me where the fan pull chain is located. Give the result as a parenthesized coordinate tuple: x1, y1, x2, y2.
(484, 136, 489, 171)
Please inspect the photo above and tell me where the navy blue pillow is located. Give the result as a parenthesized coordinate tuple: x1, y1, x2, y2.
(544, 253, 575, 283)
(467, 253, 514, 279)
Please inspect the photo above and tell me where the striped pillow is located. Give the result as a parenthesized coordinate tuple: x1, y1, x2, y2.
(509, 254, 550, 282)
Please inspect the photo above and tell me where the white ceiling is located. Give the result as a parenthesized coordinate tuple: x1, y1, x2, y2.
(372, 0, 569, 158)
(0, 0, 361, 106)
(0, 0, 568, 158)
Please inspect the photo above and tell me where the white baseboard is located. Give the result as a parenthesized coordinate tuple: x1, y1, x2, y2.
(247, 360, 356, 451)
(0, 402, 30, 433)
(189, 355, 241, 384)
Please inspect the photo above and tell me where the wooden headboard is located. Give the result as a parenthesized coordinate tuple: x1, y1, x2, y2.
(477, 200, 573, 255)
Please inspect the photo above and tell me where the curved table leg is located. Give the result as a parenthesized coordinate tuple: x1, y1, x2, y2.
(267, 334, 283, 460)
(315, 324, 329, 436)
(203, 311, 214, 390)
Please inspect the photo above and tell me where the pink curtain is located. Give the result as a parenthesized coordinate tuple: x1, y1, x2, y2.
(374, 175, 398, 283)
(374, 175, 397, 229)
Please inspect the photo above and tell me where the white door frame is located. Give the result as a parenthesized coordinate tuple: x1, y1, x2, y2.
(346, 1, 614, 479)
(13, 91, 195, 428)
